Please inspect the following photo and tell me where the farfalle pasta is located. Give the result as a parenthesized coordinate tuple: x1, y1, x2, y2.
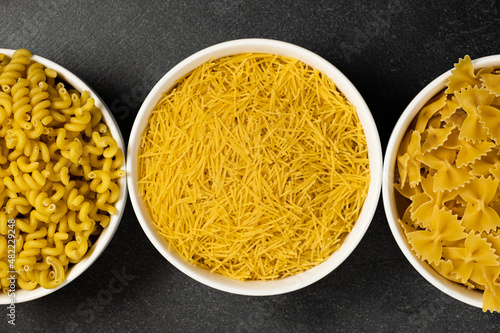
(0, 49, 124, 292)
(395, 55, 500, 312)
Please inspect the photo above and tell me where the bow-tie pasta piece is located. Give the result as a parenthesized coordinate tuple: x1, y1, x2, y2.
(440, 96, 461, 122)
(474, 265, 500, 313)
(456, 139, 495, 168)
(492, 163, 500, 181)
(443, 232, 499, 284)
(455, 86, 495, 142)
(414, 93, 446, 133)
(406, 206, 466, 265)
(421, 124, 455, 154)
(470, 148, 500, 177)
(410, 175, 457, 229)
(485, 231, 500, 257)
(394, 180, 422, 200)
(445, 55, 483, 94)
(477, 105, 500, 143)
(480, 72, 500, 97)
(417, 147, 473, 192)
(430, 259, 478, 288)
(458, 176, 500, 233)
(397, 130, 422, 188)
(444, 109, 467, 129)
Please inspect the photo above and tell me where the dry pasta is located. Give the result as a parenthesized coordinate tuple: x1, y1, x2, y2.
(0, 49, 124, 292)
(395, 55, 500, 312)
(138, 53, 370, 281)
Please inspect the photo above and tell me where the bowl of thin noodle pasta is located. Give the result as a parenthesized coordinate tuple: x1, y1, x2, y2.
(383, 55, 500, 312)
(127, 39, 382, 295)
(0, 49, 127, 303)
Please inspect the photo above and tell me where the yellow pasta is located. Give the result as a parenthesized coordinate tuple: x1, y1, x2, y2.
(64, 234, 88, 262)
(395, 55, 500, 312)
(139, 53, 370, 281)
(0, 49, 124, 292)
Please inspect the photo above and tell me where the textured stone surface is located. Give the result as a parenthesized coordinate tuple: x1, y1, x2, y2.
(2, 0, 500, 332)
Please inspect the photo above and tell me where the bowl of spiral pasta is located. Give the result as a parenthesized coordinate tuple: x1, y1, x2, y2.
(383, 55, 500, 312)
(0, 49, 126, 303)
(127, 39, 382, 295)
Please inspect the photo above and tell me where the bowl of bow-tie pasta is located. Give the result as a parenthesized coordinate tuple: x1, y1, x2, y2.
(0, 49, 126, 303)
(383, 55, 500, 312)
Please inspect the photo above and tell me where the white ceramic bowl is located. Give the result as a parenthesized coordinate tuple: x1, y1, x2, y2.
(127, 39, 382, 296)
(382, 55, 500, 309)
(0, 49, 127, 304)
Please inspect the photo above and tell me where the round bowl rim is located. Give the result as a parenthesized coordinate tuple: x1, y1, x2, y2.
(382, 54, 500, 309)
(0, 48, 127, 304)
(127, 38, 383, 296)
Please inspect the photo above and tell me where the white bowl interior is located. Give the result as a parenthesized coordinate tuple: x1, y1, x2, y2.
(127, 39, 382, 296)
(382, 54, 500, 309)
(0, 49, 127, 304)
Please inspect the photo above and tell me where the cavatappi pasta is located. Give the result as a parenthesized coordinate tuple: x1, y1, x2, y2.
(395, 55, 500, 312)
(0, 49, 124, 292)
(138, 53, 370, 281)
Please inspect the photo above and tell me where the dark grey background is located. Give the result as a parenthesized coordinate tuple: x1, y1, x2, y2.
(2, 0, 500, 332)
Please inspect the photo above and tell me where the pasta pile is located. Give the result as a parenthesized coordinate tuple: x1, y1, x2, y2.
(395, 56, 500, 312)
(0, 49, 124, 291)
(139, 53, 370, 280)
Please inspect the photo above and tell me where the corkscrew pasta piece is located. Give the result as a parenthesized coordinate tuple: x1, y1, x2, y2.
(0, 49, 31, 93)
(0, 49, 124, 293)
(395, 55, 500, 312)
